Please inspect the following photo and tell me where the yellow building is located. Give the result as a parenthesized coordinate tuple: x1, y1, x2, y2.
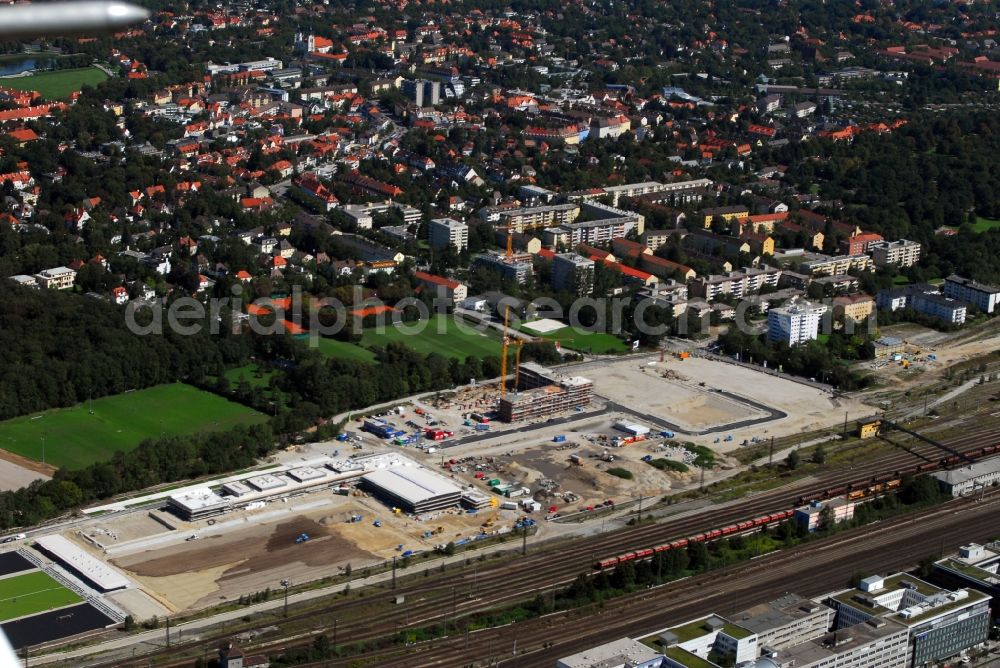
(833, 294, 875, 323)
(856, 419, 881, 439)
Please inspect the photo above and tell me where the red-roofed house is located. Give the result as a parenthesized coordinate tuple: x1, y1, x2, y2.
(841, 231, 883, 255)
(414, 270, 468, 304)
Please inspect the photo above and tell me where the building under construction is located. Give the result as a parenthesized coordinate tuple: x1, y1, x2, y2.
(497, 363, 593, 422)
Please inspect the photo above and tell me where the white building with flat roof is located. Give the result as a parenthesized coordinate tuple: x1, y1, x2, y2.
(557, 637, 664, 668)
(767, 300, 827, 345)
(34, 534, 131, 591)
(168, 488, 232, 521)
(35, 266, 76, 290)
(944, 274, 1000, 314)
(428, 217, 469, 251)
(361, 466, 462, 513)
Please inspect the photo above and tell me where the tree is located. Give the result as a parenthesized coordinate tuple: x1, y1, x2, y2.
(818, 505, 836, 533)
(786, 449, 801, 471)
(811, 445, 826, 465)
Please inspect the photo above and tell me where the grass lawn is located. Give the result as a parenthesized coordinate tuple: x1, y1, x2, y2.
(523, 324, 629, 354)
(971, 217, 1000, 233)
(892, 275, 911, 286)
(0, 571, 82, 622)
(224, 364, 277, 389)
(0, 66, 107, 99)
(304, 336, 378, 363)
(360, 315, 502, 360)
(0, 384, 268, 470)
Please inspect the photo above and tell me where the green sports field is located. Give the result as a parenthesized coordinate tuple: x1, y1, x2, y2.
(360, 315, 502, 360)
(525, 325, 629, 354)
(0, 66, 108, 99)
(304, 336, 378, 363)
(0, 571, 82, 622)
(0, 384, 268, 470)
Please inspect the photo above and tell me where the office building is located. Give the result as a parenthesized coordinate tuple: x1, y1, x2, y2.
(658, 615, 758, 667)
(870, 239, 921, 267)
(825, 573, 991, 667)
(552, 253, 595, 295)
(793, 498, 855, 532)
(732, 594, 834, 653)
(557, 638, 663, 668)
(767, 300, 827, 345)
(934, 543, 1000, 607)
(360, 466, 462, 513)
(763, 618, 909, 668)
(428, 217, 469, 252)
(944, 275, 1000, 314)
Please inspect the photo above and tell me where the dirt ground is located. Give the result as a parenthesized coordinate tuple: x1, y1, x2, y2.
(100, 493, 501, 613)
(860, 321, 1000, 392)
(0, 457, 48, 492)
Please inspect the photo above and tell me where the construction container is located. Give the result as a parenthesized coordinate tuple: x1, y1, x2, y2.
(553, 435, 567, 443)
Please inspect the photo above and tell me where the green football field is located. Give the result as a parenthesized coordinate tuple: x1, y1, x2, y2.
(523, 325, 629, 354)
(303, 336, 378, 363)
(0, 571, 82, 622)
(0, 66, 108, 99)
(360, 315, 502, 360)
(0, 384, 268, 470)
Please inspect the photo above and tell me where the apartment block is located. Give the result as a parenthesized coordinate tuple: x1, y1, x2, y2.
(700, 205, 750, 228)
(944, 274, 1000, 314)
(767, 300, 827, 345)
(832, 293, 875, 323)
(413, 271, 468, 304)
(869, 239, 921, 267)
(690, 266, 781, 300)
(552, 253, 595, 296)
(428, 217, 469, 252)
(498, 203, 580, 233)
(472, 251, 533, 284)
(799, 253, 873, 276)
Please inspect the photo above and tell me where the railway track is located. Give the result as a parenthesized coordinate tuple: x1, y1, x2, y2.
(317, 492, 1000, 668)
(78, 422, 1000, 668)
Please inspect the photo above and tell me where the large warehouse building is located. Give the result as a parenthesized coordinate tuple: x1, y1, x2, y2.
(360, 466, 463, 513)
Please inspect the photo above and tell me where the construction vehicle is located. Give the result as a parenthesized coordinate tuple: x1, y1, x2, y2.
(295, 533, 310, 544)
(373, 519, 382, 527)
(348, 514, 363, 523)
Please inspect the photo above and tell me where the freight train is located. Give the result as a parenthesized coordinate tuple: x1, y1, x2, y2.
(794, 444, 1000, 506)
(593, 510, 795, 570)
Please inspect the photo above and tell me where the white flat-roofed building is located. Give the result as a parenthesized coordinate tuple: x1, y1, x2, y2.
(287, 466, 327, 482)
(944, 275, 1000, 314)
(767, 300, 827, 345)
(361, 466, 463, 513)
(222, 480, 254, 497)
(34, 535, 131, 591)
(932, 457, 1000, 497)
(10, 275, 38, 288)
(168, 488, 231, 521)
(870, 239, 921, 267)
(557, 637, 664, 668)
(35, 266, 77, 290)
(428, 217, 469, 251)
(247, 473, 288, 491)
